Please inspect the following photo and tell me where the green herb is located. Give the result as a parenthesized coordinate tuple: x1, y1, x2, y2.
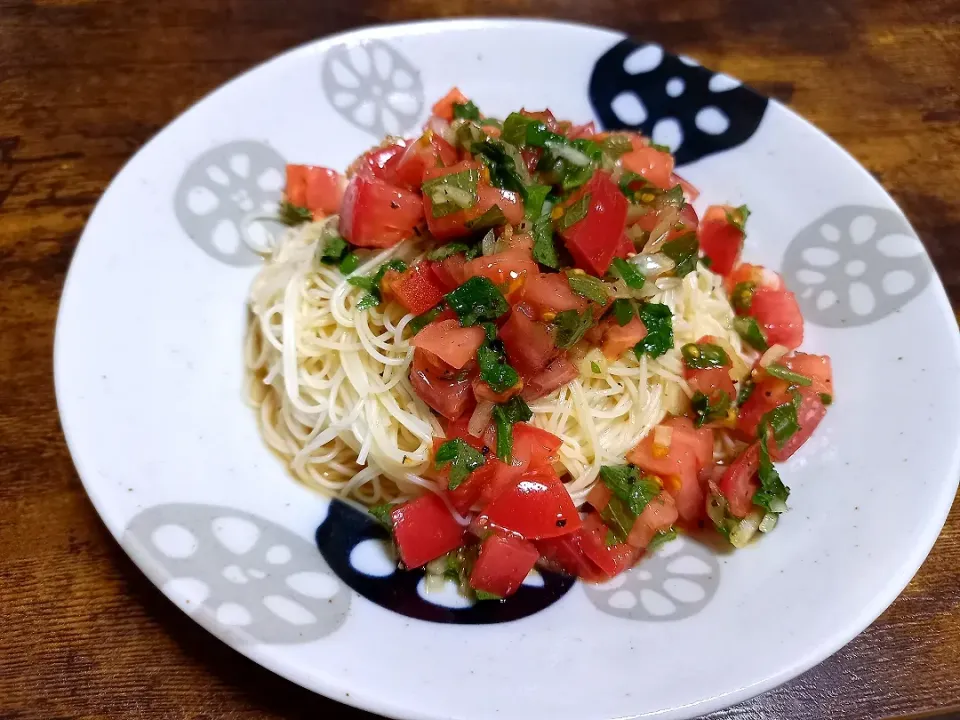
(435, 438, 486, 490)
(754, 427, 791, 513)
(762, 403, 801, 449)
(647, 528, 678, 552)
(355, 294, 379, 311)
(733, 316, 768, 352)
(600, 495, 636, 544)
(474, 589, 502, 601)
(731, 281, 756, 314)
(422, 168, 480, 217)
(444, 276, 509, 326)
(524, 184, 551, 222)
(737, 377, 756, 406)
(339, 252, 360, 275)
(477, 344, 520, 393)
(524, 185, 559, 269)
(605, 529, 618, 546)
(599, 464, 661, 516)
(427, 243, 471, 261)
(819, 392, 833, 406)
(611, 298, 638, 326)
(368, 503, 396, 530)
(553, 309, 594, 348)
(492, 397, 532, 463)
(617, 171, 650, 203)
(316, 234, 349, 265)
(544, 139, 601, 190)
(408, 305, 444, 334)
(348, 259, 408, 310)
(681, 342, 731, 370)
(278, 200, 312, 226)
(691, 390, 732, 428)
(700, 256, 713, 269)
(650, 142, 672, 153)
(556, 192, 591, 231)
(455, 121, 487, 151)
(501, 112, 535, 147)
(566, 271, 611, 304)
(601, 134, 633, 160)
(609, 257, 645, 289)
(464, 243, 483, 261)
(634, 303, 673, 358)
(470, 140, 528, 196)
(661, 232, 699, 278)
(591, 361, 602, 373)
(452, 100, 480, 121)
(766, 363, 813, 387)
(480, 118, 502, 130)
(466, 204, 507, 231)
(480, 322, 498, 341)
(725, 204, 751, 231)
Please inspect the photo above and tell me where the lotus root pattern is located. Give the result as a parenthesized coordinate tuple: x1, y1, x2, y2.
(321, 40, 424, 137)
(589, 39, 768, 166)
(123, 504, 351, 644)
(173, 141, 286, 266)
(782, 205, 933, 327)
(583, 537, 720, 621)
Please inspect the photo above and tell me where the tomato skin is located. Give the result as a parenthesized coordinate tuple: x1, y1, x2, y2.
(410, 319, 485, 370)
(521, 355, 579, 401)
(613, 233, 635, 259)
(512, 423, 563, 469)
(422, 162, 524, 241)
(621, 145, 675, 190)
(410, 348, 474, 420)
(750, 288, 804, 349)
(391, 493, 465, 568)
(339, 175, 424, 248)
(521, 273, 589, 317)
(389, 262, 447, 314)
(499, 305, 557, 376)
(536, 532, 606, 582)
(478, 467, 581, 540)
(393, 134, 460, 189)
(286, 165, 345, 215)
(698, 205, 745, 276)
(600, 316, 648, 359)
(786, 353, 833, 397)
(431, 87, 470, 121)
(559, 172, 628, 276)
(579, 521, 642, 577)
(469, 534, 539, 598)
(353, 141, 409, 184)
(627, 492, 679, 548)
(464, 250, 538, 288)
(719, 443, 760, 518)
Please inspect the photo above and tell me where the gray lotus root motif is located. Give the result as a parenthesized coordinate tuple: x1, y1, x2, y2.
(322, 40, 424, 137)
(583, 537, 720, 621)
(174, 141, 286, 266)
(123, 504, 350, 645)
(782, 205, 932, 327)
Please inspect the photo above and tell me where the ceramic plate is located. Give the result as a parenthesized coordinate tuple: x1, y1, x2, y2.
(54, 18, 960, 720)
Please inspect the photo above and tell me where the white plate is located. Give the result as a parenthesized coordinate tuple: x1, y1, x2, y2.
(54, 18, 960, 720)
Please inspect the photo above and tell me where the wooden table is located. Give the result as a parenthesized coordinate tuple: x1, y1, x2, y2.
(2, 1, 958, 718)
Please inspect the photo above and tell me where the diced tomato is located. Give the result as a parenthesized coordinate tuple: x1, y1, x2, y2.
(286, 165, 345, 215)
(391, 493, 465, 568)
(586, 482, 612, 512)
(478, 466, 581, 540)
(469, 534, 539, 598)
(520, 108, 560, 131)
(600, 316, 648, 359)
(447, 461, 497, 514)
(387, 262, 447, 314)
(473, 377, 523, 404)
(725, 263, 784, 297)
(627, 493, 679, 548)
(786, 353, 834, 397)
(686, 366, 736, 403)
(464, 249, 538, 288)
(520, 147, 541, 174)
(536, 532, 605, 582)
(353, 141, 409, 184)
(613, 233, 635, 259)
(559, 172, 628, 276)
(579, 522, 642, 577)
(774, 389, 827, 461)
(567, 121, 597, 139)
(737, 377, 792, 440)
(521, 355, 579, 401)
(698, 205, 745, 276)
(719, 443, 760, 518)
(410, 348, 474, 420)
(621, 145, 675, 190)
(671, 173, 700, 202)
(430, 254, 468, 291)
(393, 133, 460, 189)
(410, 319, 485, 370)
(339, 175, 424, 248)
(499, 305, 557, 375)
(521, 273, 589, 317)
(737, 380, 826, 461)
(431, 87, 470, 122)
(750, 288, 804, 349)
(512, 423, 562, 469)
(422, 162, 524, 241)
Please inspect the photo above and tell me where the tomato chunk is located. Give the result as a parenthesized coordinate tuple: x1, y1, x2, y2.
(469, 534, 539, 598)
(559, 172, 628, 276)
(579, 522, 642, 577)
(393, 133, 460, 189)
(422, 161, 524, 241)
(536, 532, 605, 582)
(773, 389, 827, 461)
(339, 175, 424, 248)
(391, 493, 464, 568)
(410, 319, 485, 370)
(389, 262, 447, 314)
(686, 366, 736, 403)
(521, 355, 579, 401)
(286, 165, 345, 215)
(737, 380, 826, 461)
(464, 250, 538, 289)
(353, 140, 408, 184)
(719, 443, 760, 518)
(750, 288, 804, 349)
(512, 423, 563, 469)
(410, 348, 474, 420)
(698, 205, 745, 276)
(786, 353, 834, 397)
(430, 254, 467, 291)
(621, 145, 675, 190)
(478, 467, 581, 540)
(431, 87, 470, 121)
(600, 316, 647, 359)
(627, 492, 679, 548)
(521, 273, 588, 317)
(499, 305, 557, 375)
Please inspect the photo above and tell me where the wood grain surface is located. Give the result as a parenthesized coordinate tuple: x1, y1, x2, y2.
(1, 1, 959, 718)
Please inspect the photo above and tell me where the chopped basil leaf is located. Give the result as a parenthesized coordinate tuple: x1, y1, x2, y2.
(524, 184, 551, 222)
(731, 281, 756, 314)
(649, 142, 672, 153)
(470, 140, 528, 196)
(566, 271, 611, 304)
(819, 392, 833, 406)
(601, 134, 632, 160)
(480, 322, 498, 341)
(435, 438, 486, 490)
(761, 403, 801, 449)
(368, 503, 396, 530)
(492, 397, 532, 463)
(339, 252, 360, 275)
(452, 100, 481, 121)
(553, 309, 594, 348)
(479, 118, 502, 130)
(611, 298, 638, 326)
(600, 495, 635, 544)
(766, 363, 813, 387)
(634, 303, 673, 358)
(444, 276, 509, 326)
(278, 200, 312, 226)
(681, 342, 731, 370)
(733, 316, 769, 351)
(556, 192, 591, 231)
(426, 243, 471, 261)
(455, 121, 487, 151)
(617, 171, 652, 203)
(355, 294, 379, 311)
(474, 589, 502, 601)
(408, 305, 444, 334)
(422, 168, 480, 218)
(661, 232, 699, 278)
(466, 204, 507, 231)
(610, 257, 645, 289)
(532, 217, 559, 269)
(599, 464, 661, 516)
(691, 390, 732, 428)
(647, 528, 678, 552)
(348, 259, 408, 310)
(700, 256, 713, 269)
(501, 112, 534, 147)
(725, 204, 751, 231)
(737, 377, 756, 406)
(477, 343, 520, 393)
(464, 243, 483, 261)
(754, 427, 791, 513)
(316, 234, 349, 265)
(591, 361, 602, 373)
(605, 528, 618, 546)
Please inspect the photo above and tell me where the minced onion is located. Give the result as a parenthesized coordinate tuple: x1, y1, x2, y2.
(545, 140, 591, 166)
(758, 512, 779, 533)
(642, 205, 680, 254)
(468, 400, 495, 437)
(759, 343, 789, 368)
(713, 337, 749, 382)
(729, 508, 765, 548)
(629, 252, 676, 279)
(426, 115, 457, 146)
(653, 424, 673, 451)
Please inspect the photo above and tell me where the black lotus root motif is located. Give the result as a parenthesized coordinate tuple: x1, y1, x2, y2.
(589, 39, 768, 165)
(316, 500, 575, 624)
